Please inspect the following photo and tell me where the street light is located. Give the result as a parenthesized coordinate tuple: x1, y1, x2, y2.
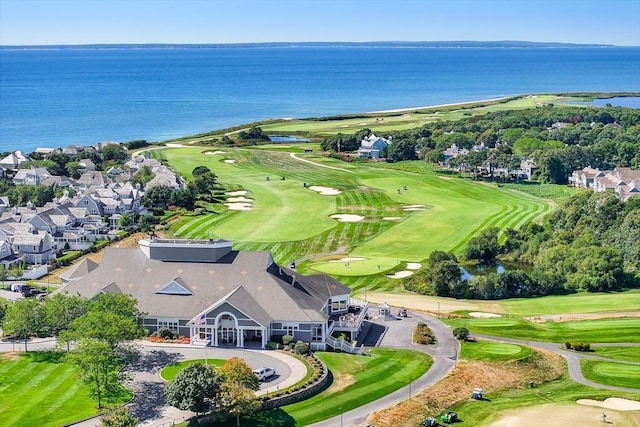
(339, 407, 343, 427)
(437, 301, 440, 318)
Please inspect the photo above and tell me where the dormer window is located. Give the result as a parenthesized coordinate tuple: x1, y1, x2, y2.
(155, 278, 192, 296)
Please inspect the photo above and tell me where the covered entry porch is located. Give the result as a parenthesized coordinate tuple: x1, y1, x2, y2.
(189, 311, 268, 349)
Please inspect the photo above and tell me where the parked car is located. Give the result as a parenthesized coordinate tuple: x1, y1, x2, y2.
(20, 286, 35, 297)
(253, 367, 276, 381)
(10, 283, 28, 292)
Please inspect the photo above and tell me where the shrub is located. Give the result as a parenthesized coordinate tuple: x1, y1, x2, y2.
(453, 327, 470, 341)
(158, 328, 175, 340)
(282, 334, 294, 345)
(565, 342, 572, 349)
(574, 343, 583, 351)
(582, 343, 590, 352)
(294, 341, 310, 355)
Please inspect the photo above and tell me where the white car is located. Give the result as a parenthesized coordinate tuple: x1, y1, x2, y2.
(253, 367, 276, 381)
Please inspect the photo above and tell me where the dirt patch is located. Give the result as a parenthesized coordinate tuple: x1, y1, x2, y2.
(327, 372, 356, 394)
(491, 404, 640, 427)
(0, 352, 22, 361)
(368, 349, 565, 427)
(577, 398, 640, 411)
(525, 311, 640, 323)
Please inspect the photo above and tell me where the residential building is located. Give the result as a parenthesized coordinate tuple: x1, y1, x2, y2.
(357, 134, 391, 159)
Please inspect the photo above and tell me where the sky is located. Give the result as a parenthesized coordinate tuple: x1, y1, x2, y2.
(1, 0, 639, 46)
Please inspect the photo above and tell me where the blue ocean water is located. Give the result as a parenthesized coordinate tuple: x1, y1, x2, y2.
(1, 47, 639, 153)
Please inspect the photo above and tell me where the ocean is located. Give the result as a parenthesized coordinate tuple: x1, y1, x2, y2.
(1, 46, 639, 153)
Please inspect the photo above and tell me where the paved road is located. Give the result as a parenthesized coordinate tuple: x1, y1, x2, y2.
(309, 308, 460, 427)
(473, 333, 640, 393)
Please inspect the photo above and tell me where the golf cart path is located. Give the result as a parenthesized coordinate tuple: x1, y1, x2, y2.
(473, 333, 640, 393)
(309, 310, 459, 427)
(289, 152, 354, 172)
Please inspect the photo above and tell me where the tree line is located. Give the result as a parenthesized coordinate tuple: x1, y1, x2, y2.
(404, 191, 639, 299)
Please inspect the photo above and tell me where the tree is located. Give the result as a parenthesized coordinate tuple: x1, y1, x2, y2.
(137, 214, 159, 232)
(464, 227, 500, 263)
(165, 362, 222, 416)
(218, 357, 260, 426)
(453, 327, 469, 341)
(44, 293, 87, 342)
(99, 406, 139, 427)
(142, 185, 173, 211)
(3, 298, 45, 351)
(67, 293, 145, 352)
(133, 165, 155, 187)
(68, 339, 121, 408)
(0, 264, 8, 288)
(65, 161, 82, 179)
(386, 138, 417, 162)
(102, 144, 128, 162)
(118, 212, 132, 229)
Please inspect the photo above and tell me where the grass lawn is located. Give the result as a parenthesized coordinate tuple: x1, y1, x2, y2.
(283, 348, 432, 426)
(156, 147, 550, 293)
(460, 340, 532, 362)
(0, 351, 131, 427)
(444, 317, 640, 343)
(498, 289, 640, 316)
(160, 359, 226, 381)
(448, 376, 640, 426)
(592, 346, 640, 363)
(580, 360, 640, 389)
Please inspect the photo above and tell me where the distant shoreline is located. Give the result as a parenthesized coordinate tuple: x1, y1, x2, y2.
(1, 40, 632, 50)
(367, 96, 515, 114)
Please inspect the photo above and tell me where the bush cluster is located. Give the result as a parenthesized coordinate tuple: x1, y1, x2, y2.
(413, 322, 436, 344)
(565, 342, 591, 352)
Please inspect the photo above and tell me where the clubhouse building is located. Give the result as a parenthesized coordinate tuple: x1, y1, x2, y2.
(58, 238, 368, 350)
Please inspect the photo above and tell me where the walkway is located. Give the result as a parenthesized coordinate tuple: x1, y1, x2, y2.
(289, 152, 354, 172)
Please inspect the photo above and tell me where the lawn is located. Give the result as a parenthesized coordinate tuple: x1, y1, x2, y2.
(580, 360, 640, 389)
(0, 351, 131, 427)
(460, 340, 532, 362)
(444, 317, 640, 343)
(592, 346, 640, 363)
(283, 348, 432, 426)
(160, 359, 226, 381)
(448, 376, 640, 426)
(156, 147, 550, 293)
(498, 289, 640, 316)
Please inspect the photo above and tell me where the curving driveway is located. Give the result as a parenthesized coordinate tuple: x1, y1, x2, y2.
(309, 308, 460, 427)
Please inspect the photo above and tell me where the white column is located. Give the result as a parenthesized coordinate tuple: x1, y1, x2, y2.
(213, 325, 218, 346)
(237, 328, 243, 347)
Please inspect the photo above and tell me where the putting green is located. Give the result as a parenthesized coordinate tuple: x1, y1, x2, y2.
(311, 256, 400, 276)
(461, 341, 532, 361)
(580, 360, 640, 389)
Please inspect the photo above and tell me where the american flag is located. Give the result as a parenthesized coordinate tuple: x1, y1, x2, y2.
(195, 313, 206, 325)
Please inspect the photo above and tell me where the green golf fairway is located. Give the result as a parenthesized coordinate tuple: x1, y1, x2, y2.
(580, 360, 640, 389)
(157, 147, 550, 283)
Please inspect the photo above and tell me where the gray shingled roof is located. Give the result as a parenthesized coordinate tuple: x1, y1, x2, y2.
(58, 247, 350, 323)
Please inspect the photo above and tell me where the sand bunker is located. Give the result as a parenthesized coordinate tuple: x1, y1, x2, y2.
(387, 271, 414, 279)
(577, 398, 640, 411)
(490, 404, 639, 427)
(329, 257, 367, 263)
(382, 216, 402, 221)
(225, 203, 252, 211)
(225, 190, 247, 196)
(227, 196, 252, 203)
(331, 214, 365, 222)
(406, 263, 421, 270)
(309, 186, 341, 196)
(403, 204, 426, 211)
(223, 159, 236, 164)
(469, 312, 503, 318)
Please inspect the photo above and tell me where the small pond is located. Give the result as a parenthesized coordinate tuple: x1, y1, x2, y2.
(461, 262, 533, 281)
(565, 96, 640, 108)
(268, 135, 310, 143)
